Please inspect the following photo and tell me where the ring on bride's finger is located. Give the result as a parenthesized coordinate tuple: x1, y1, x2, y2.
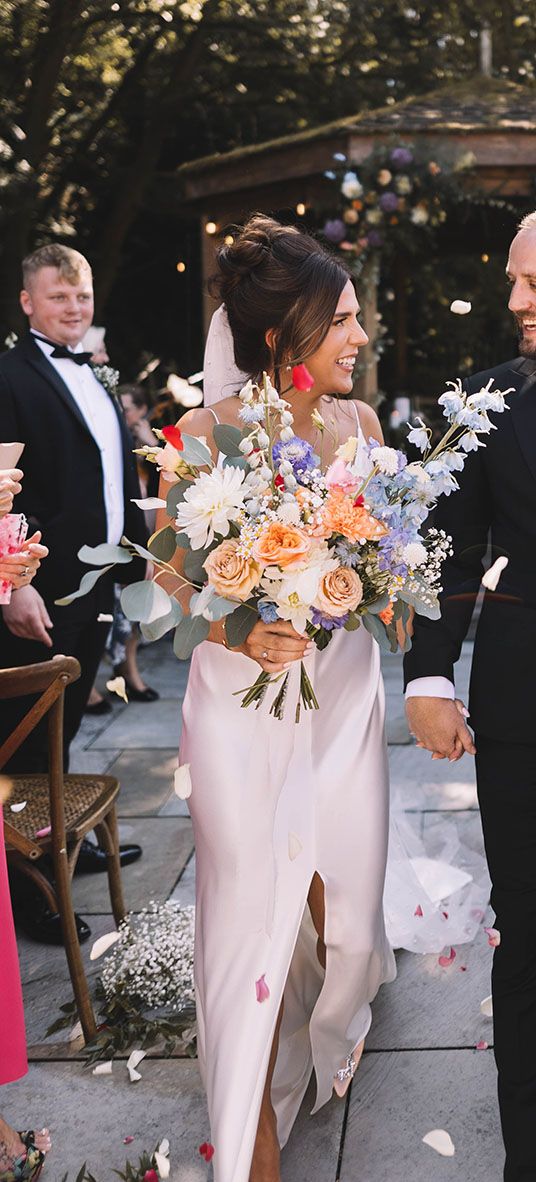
(22, 567, 30, 577)
(262, 650, 268, 659)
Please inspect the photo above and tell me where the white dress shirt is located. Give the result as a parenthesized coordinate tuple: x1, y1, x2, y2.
(405, 676, 455, 699)
(32, 332, 124, 544)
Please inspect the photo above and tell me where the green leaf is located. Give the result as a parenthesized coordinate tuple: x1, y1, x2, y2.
(173, 614, 210, 659)
(225, 601, 258, 648)
(78, 542, 132, 566)
(120, 580, 172, 623)
(175, 531, 190, 549)
(180, 432, 212, 467)
(344, 613, 361, 631)
(139, 597, 183, 641)
(74, 1166, 87, 1182)
(223, 454, 249, 470)
(213, 423, 243, 456)
(55, 564, 114, 606)
(183, 545, 211, 583)
(148, 524, 176, 562)
(166, 480, 191, 517)
(362, 611, 392, 651)
(191, 586, 238, 621)
(398, 587, 440, 620)
(366, 591, 391, 615)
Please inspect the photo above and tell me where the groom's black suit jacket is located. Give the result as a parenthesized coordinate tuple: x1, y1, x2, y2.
(0, 331, 146, 620)
(404, 355, 536, 745)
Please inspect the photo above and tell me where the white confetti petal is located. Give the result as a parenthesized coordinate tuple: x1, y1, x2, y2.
(92, 1060, 113, 1075)
(106, 676, 128, 703)
(481, 555, 508, 591)
(127, 1048, 146, 1083)
(158, 1139, 170, 1157)
(10, 800, 27, 813)
(288, 833, 303, 861)
(97, 613, 114, 623)
(131, 497, 167, 510)
(450, 299, 472, 315)
(480, 994, 493, 1018)
(69, 1020, 83, 1042)
(155, 1151, 171, 1178)
(90, 930, 121, 961)
(174, 764, 192, 800)
(422, 1129, 455, 1157)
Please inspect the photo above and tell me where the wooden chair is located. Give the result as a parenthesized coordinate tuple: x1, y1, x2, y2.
(1, 654, 126, 1042)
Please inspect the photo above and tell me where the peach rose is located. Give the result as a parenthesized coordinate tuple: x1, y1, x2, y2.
(204, 539, 261, 600)
(320, 490, 388, 544)
(253, 522, 312, 569)
(315, 566, 363, 617)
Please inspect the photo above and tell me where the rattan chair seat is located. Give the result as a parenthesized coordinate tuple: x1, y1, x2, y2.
(5, 773, 120, 846)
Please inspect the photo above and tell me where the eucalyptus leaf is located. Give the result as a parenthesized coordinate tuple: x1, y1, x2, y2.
(398, 587, 441, 620)
(180, 432, 212, 467)
(362, 611, 392, 652)
(78, 542, 132, 566)
(166, 480, 191, 517)
(223, 454, 249, 470)
(173, 614, 210, 659)
(191, 585, 239, 621)
(175, 531, 190, 550)
(55, 564, 114, 606)
(225, 601, 258, 648)
(213, 423, 243, 456)
(120, 535, 156, 563)
(148, 524, 176, 563)
(140, 598, 183, 641)
(344, 612, 361, 631)
(183, 545, 211, 583)
(366, 591, 391, 615)
(120, 580, 172, 623)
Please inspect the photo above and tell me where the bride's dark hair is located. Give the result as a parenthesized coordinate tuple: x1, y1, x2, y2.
(209, 214, 352, 384)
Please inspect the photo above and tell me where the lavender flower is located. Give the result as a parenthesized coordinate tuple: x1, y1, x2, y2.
(311, 608, 349, 630)
(379, 191, 399, 213)
(273, 437, 316, 477)
(322, 218, 346, 244)
(391, 146, 414, 169)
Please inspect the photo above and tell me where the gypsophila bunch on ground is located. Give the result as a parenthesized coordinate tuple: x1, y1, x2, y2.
(101, 901, 195, 1012)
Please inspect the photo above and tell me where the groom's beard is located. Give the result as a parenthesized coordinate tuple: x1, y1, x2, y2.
(514, 315, 536, 358)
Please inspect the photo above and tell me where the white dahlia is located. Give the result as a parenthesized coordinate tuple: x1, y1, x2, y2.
(175, 465, 246, 549)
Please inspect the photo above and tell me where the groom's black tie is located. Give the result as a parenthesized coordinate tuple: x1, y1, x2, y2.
(33, 334, 93, 365)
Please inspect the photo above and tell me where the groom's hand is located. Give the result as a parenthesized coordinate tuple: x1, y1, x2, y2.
(406, 696, 476, 761)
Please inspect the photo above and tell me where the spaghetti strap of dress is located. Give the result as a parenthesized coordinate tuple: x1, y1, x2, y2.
(206, 406, 220, 424)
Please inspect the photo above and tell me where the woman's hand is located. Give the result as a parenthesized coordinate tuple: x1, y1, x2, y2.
(0, 468, 23, 517)
(0, 531, 48, 589)
(237, 619, 313, 673)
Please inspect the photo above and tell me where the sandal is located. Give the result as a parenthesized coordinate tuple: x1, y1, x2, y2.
(0, 1132, 46, 1181)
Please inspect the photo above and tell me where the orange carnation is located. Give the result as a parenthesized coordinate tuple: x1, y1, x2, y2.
(320, 490, 388, 544)
(253, 521, 312, 569)
(378, 602, 395, 625)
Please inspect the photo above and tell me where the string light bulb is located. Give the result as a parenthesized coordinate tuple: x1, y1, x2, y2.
(296, 202, 306, 216)
(481, 253, 490, 263)
(224, 234, 234, 245)
(205, 221, 217, 235)
(176, 261, 186, 273)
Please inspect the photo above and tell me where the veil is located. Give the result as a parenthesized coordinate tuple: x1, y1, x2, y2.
(202, 304, 248, 407)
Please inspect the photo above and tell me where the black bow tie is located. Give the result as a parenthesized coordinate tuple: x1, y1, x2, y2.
(33, 334, 93, 365)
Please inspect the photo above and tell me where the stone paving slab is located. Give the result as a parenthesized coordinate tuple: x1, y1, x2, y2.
(19, 914, 112, 1048)
(389, 744, 478, 811)
(71, 818, 193, 913)
(341, 1049, 502, 1181)
(107, 748, 179, 816)
(88, 698, 182, 749)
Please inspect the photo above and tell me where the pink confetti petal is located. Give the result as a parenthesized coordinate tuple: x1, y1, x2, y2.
(414, 904, 424, 917)
(255, 974, 270, 1003)
(459, 965, 467, 972)
(476, 1040, 489, 1051)
(199, 1142, 215, 1163)
(438, 947, 456, 968)
(123, 1136, 134, 1144)
(442, 910, 449, 919)
(35, 825, 51, 838)
(484, 926, 501, 947)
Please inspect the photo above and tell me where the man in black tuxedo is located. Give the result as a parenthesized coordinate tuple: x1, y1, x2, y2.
(405, 212, 536, 1182)
(0, 243, 146, 942)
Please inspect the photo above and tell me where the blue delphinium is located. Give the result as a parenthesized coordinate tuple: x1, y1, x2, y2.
(311, 608, 349, 630)
(258, 600, 279, 624)
(273, 437, 317, 478)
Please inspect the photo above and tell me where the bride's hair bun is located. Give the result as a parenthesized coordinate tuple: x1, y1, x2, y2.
(208, 213, 351, 379)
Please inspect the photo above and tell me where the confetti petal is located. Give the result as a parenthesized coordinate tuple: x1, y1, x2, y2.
(414, 904, 423, 917)
(97, 613, 114, 623)
(35, 825, 51, 838)
(288, 833, 303, 861)
(198, 1143, 215, 1163)
(131, 497, 167, 511)
(10, 800, 27, 813)
(90, 930, 121, 961)
(255, 974, 270, 1003)
(123, 1136, 134, 1145)
(450, 299, 472, 315)
(422, 1129, 455, 1157)
(92, 1060, 113, 1075)
(292, 364, 314, 391)
(438, 947, 456, 967)
(158, 1140, 170, 1157)
(161, 424, 184, 451)
(154, 1151, 170, 1178)
(484, 926, 501, 947)
(174, 764, 192, 800)
(127, 1048, 146, 1083)
(476, 1040, 489, 1051)
(482, 555, 509, 591)
(106, 675, 128, 703)
(69, 1020, 83, 1042)
(481, 994, 493, 1018)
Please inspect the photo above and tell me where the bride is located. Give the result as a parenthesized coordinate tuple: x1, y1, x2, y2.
(156, 213, 397, 1182)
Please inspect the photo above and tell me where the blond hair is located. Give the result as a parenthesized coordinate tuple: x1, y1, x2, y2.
(518, 211, 536, 231)
(22, 243, 92, 289)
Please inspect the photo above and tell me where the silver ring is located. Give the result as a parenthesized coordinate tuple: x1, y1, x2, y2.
(262, 650, 268, 659)
(22, 567, 30, 577)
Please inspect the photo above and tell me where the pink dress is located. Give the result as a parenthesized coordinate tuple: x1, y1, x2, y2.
(0, 808, 27, 1085)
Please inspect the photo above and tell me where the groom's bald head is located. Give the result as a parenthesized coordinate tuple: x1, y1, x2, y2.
(507, 212, 536, 358)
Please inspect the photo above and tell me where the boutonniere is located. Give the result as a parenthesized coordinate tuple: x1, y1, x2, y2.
(92, 363, 120, 401)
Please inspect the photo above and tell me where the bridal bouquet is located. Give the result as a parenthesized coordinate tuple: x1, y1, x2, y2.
(58, 369, 509, 720)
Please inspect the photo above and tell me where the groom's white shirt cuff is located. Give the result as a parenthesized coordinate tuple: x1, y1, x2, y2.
(405, 677, 455, 699)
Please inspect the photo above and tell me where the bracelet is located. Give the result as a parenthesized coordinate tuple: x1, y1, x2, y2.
(221, 618, 228, 649)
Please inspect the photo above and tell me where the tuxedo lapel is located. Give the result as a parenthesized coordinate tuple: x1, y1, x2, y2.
(508, 358, 536, 490)
(20, 333, 93, 438)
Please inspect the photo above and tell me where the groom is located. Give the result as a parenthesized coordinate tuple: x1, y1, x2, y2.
(404, 210, 536, 1182)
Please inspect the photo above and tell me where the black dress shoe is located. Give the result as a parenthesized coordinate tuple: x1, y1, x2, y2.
(84, 698, 112, 716)
(17, 902, 91, 945)
(112, 670, 160, 703)
(74, 838, 142, 874)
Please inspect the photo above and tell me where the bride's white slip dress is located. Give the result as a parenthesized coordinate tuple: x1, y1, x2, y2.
(179, 404, 397, 1182)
